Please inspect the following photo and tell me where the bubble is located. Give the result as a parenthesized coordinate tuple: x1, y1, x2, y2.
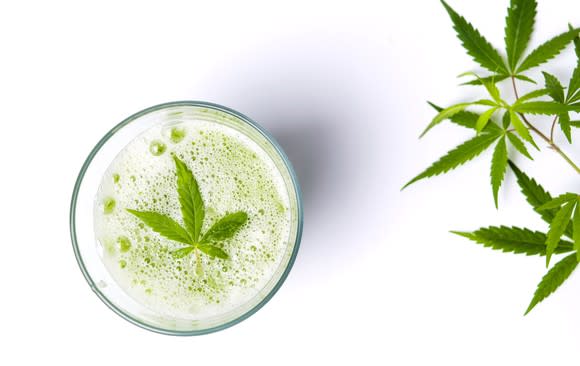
(118, 236, 132, 252)
(170, 127, 186, 143)
(103, 197, 116, 214)
(149, 140, 167, 156)
(113, 173, 120, 183)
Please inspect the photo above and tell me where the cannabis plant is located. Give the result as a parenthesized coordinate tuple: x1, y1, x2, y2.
(404, 0, 580, 314)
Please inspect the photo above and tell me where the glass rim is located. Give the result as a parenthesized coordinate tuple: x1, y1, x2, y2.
(69, 100, 303, 336)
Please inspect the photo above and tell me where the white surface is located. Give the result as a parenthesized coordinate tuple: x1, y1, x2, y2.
(1, 0, 579, 364)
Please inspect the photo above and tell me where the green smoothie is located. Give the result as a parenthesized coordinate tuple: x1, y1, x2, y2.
(94, 112, 293, 321)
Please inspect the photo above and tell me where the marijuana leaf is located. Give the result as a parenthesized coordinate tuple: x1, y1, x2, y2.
(491, 136, 508, 208)
(476, 107, 499, 133)
(461, 74, 509, 86)
(559, 113, 572, 143)
(545, 200, 577, 267)
(505, 0, 537, 71)
(403, 131, 501, 189)
(459, 72, 503, 103)
(569, 65, 580, 102)
(512, 101, 573, 115)
(536, 193, 577, 211)
(514, 74, 537, 84)
(411, 1, 580, 315)
(173, 154, 204, 242)
(506, 131, 533, 160)
(427, 102, 502, 133)
(509, 162, 573, 239)
(517, 88, 549, 103)
(573, 23, 580, 59)
(441, 0, 509, 74)
(126, 210, 192, 245)
(421, 102, 475, 137)
(525, 253, 578, 315)
(574, 204, 580, 261)
(201, 212, 249, 243)
(516, 27, 580, 73)
(509, 109, 536, 147)
(452, 226, 574, 256)
(197, 244, 229, 259)
(542, 72, 574, 142)
(172, 246, 195, 258)
(542, 72, 565, 103)
(127, 156, 249, 268)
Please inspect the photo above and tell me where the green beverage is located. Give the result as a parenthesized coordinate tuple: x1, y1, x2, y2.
(78, 103, 301, 332)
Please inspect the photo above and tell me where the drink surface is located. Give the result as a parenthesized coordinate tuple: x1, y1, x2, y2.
(94, 117, 291, 320)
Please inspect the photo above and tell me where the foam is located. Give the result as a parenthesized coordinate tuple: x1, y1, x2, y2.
(94, 116, 291, 320)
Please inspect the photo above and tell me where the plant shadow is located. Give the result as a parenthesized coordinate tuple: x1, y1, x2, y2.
(196, 35, 393, 267)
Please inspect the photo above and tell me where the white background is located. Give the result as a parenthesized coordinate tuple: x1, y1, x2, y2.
(1, 0, 579, 364)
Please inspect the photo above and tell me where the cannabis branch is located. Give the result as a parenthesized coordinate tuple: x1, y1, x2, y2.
(404, 0, 580, 314)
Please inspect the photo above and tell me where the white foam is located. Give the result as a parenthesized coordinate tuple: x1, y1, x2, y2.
(94, 116, 292, 321)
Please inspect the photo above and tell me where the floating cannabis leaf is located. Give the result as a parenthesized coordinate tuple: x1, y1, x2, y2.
(127, 155, 248, 270)
(405, 0, 580, 315)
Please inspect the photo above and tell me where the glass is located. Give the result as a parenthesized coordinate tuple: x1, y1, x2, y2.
(70, 101, 303, 335)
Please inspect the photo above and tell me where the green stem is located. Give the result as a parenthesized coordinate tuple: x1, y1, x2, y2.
(549, 115, 559, 143)
(195, 249, 204, 276)
(511, 76, 580, 174)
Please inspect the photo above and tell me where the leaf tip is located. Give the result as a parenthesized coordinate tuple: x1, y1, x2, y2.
(524, 303, 535, 316)
(401, 179, 416, 191)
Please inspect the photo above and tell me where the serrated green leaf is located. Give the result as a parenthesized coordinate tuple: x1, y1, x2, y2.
(507, 131, 533, 160)
(476, 107, 498, 133)
(569, 93, 580, 104)
(525, 253, 578, 315)
(502, 111, 511, 129)
(427, 102, 502, 132)
(571, 23, 580, 59)
(452, 226, 573, 256)
(514, 74, 537, 84)
(508, 161, 573, 238)
(517, 28, 580, 73)
(473, 99, 501, 107)
(559, 112, 572, 143)
(459, 72, 502, 102)
(567, 64, 580, 101)
(542, 71, 565, 103)
(505, 0, 537, 70)
(546, 201, 577, 267)
(201, 212, 248, 243)
(403, 132, 500, 189)
(517, 88, 549, 103)
(441, 0, 508, 74)
(513, 101, 573, 115)
(421, 102, 473, 137)
(574, 204, 580, 261)
(172, 246, 194, 258)
(173, 155, 205, 242)
(197, 244, 229, 259)
(126, 209, 192, 245)
(491, 137, 508, 208)
(537, 193, 578, 211)
(461, 74, 509, 86)
(509, 109, 536, 147)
